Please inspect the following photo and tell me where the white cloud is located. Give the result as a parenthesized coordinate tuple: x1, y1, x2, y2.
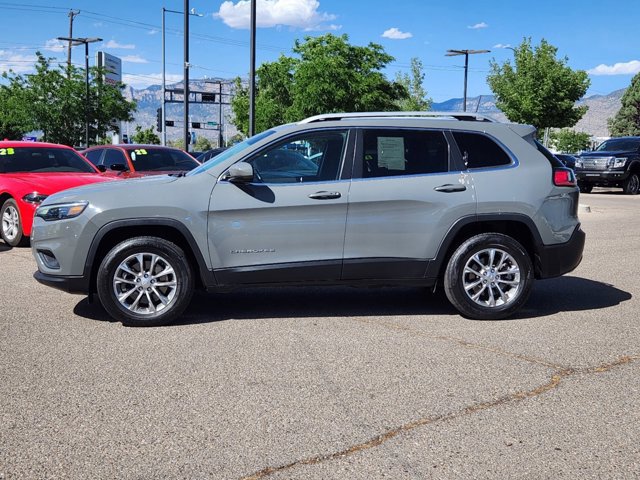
(587, 60, 640, 76)
(468, 22, 488, 29)
(382, 28, 413, 40)
(216, 0, 339, 30)
(148, 29, 159, 35)
(493, 43, 513, 49)
(102, 40, 136, 50)
(44, 38, 66, 53)
(122, 73, 182, 89)
(121, 55, 149, 64)
(0, 51, 38, 74)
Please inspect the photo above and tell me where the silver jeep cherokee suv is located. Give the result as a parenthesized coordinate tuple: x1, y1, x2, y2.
(32, 112, 585, 326)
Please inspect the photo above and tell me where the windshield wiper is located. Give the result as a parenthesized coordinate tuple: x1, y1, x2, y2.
(168, 171, 186, 177)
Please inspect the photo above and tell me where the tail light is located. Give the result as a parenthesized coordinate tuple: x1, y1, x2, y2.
(553, 168, 577, 187)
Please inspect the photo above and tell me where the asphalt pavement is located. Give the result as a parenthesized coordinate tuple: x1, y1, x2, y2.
(0, 189, 638, 479)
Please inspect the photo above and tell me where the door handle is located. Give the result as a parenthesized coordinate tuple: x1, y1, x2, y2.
(308, 191, 342, 200)
(434, 184, 467, 193)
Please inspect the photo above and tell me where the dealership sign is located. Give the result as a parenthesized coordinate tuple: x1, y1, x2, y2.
(96, 51, 122, 85)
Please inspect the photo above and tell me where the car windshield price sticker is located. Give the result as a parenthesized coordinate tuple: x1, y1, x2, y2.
(0, 148, 15, 155)
(131, 149, 148, 161)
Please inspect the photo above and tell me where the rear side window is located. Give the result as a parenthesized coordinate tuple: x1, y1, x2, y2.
(362, 129, 449, 178)
(453, 132, 512, 169)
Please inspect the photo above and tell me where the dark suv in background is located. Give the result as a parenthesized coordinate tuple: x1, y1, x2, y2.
(575, 137, 640, 194)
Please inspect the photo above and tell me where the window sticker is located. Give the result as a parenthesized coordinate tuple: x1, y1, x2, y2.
(0, 148, 15, 155)
(377, 137, 405, 170)
(131, 148, 147, 161)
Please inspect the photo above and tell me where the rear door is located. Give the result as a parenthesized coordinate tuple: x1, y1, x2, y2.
(208, 129, 353, 285)
(342, 128, 477, 280)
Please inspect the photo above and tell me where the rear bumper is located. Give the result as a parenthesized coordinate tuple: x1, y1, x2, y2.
(535, 224, 585, 279)
(33, 271, 89, 295)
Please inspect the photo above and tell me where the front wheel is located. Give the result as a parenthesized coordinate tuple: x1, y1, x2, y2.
(622, 173, 639, 195)
(578, 182, 593, 194)
(444, 233, 533, 320)
(97, 237, 194, 327)
(1, 199, 27, 247)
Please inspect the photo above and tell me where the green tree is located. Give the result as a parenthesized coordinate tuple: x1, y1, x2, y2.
(395, 58, 432, 111)
(1, 53, 136, 146)
(487, 39, 590, 131)
(608, 72, 640, 136)
(194, 135, 213, 151)
(231, 34, 408, 135)
(130, 125, 160, 144)
(0, 73, 36, 139)
(550, 129, 591, 153)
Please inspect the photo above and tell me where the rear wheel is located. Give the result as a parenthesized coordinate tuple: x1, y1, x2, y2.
(1, 199, 27, 247)
(444, 233, 533, 320)
(97, 236, 194, 327)
(622, 173, 639, 195)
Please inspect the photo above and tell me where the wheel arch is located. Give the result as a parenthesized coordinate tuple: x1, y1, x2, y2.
(85, 219, 214, 294)
(427, 214, 544, 281)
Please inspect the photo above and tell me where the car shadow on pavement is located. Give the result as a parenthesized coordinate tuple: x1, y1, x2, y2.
(72, 276, 631, 326)
(0, 242, 13, 252)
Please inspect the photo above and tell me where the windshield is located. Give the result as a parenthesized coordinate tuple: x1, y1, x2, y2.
(0, 147, 96, 173)
(187, 129, 278, 176)
(596, 138, 640, 152)
(126, 148, 199, 172)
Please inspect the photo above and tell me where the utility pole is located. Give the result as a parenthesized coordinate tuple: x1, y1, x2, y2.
(249, 0, 256, 137)
(66, 10, 80, 76)
(218, 81, 223, 147)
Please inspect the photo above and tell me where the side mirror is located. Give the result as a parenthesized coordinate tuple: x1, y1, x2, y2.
(224, 162, 254, 183)
(110, 163, 127, 172)
(96, 165, 106, 172)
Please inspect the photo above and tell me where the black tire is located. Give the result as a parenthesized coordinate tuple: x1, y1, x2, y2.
(444, 233, 533, 320)
(622, 173, 639, 195)
(578, 182, 593, 194)
(97, 236, 194, 327)
(1, 198, 28, 247)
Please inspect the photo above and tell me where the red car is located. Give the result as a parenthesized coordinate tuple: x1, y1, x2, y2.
(0, 141, 114, 247)
(82, 144, 200, 178)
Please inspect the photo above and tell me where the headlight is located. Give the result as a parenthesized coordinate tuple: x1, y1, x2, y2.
(35, 202, 88, 221)
(22, 192, 49, 204)
(575, 159, 583, 168)
(608, 157, 627, 168)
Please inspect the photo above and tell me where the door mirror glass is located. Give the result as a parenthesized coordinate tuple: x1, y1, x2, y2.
(109, 163, 127, 171)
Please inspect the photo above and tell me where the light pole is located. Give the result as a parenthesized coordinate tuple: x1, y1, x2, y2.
(58, 36, 102, 147)
(162, 7, 202, 147)
(249, 0, 256, 137)
(445, 49, 490, 112)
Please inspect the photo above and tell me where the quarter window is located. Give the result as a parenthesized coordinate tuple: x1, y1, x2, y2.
(84, 150, 103, 166)
(452, 132, 512, 169)
(248, 130, 348, 184)
(361, 129, 449, 178)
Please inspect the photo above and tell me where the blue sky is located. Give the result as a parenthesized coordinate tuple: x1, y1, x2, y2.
(0, 0, 638, 102)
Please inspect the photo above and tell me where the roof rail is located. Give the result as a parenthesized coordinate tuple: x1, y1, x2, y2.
(298, 111, 497, 124)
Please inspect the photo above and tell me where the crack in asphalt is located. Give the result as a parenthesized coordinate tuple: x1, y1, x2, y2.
(241, 318, 638, 480)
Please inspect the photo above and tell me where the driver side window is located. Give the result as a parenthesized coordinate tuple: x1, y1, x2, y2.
(248, 130, 348, 184)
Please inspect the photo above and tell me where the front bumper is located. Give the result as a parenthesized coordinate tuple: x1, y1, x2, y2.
(535, 224, 586, 279)
(575, 169, 629, 184)
(33, 271, 90, 295)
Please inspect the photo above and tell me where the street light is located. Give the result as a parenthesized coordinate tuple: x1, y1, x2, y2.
(57, 36, 102, 148)
(249, 0, 256, 137)
(445, 49, 490, 112)
(162, 7, 203, 147)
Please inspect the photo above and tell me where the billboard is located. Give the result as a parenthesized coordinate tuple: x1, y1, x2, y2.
(96, 51, 122, 85)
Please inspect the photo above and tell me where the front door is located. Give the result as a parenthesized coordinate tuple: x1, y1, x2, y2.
(208, 129, 352, 285)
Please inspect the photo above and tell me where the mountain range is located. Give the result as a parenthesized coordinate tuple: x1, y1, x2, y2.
(125, 81, 625, 141)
